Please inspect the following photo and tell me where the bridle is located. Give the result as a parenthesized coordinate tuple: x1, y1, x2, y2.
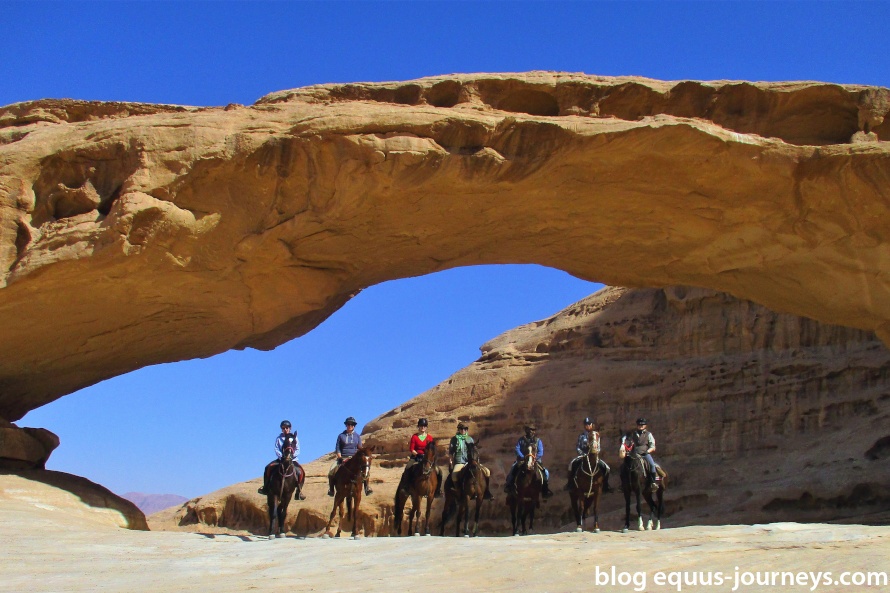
(577, 429, 602, 497)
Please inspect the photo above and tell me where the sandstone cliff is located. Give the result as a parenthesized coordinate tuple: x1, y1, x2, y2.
(151, 286, 890, 536)
(2, 73, 890, 426)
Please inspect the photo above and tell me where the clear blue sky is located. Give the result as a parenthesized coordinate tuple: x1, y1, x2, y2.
(8, 1, 889, 498)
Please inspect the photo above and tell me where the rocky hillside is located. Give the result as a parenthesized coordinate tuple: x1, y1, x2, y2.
(151, 285, 890, 536)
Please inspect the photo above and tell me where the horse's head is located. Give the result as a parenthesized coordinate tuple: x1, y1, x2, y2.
(587, 429, 601, 455)
(523, 444, 536, 470)
(421, 440, 437, 475)
(280, 434, 297, 467)
(356, 445, 375, 478)
(466, 441, 480, 466)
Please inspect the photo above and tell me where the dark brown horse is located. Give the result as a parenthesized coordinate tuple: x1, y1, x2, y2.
(440, 441, 488, 537)
(394, 440, 439, 536)
(620, 446, 666, 532)
(266, 443, 305, 538)
(324, 445, 375, 539)
(568, 429, 604, 533)
(507, 444, 542, 536)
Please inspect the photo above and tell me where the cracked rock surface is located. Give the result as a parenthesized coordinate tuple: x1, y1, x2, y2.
(1, 72, 890, 421)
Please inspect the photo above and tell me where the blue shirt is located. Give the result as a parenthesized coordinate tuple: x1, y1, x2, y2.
(515, 436, 544, 460)
(335, 430, 362, 458)
(275, 432, 300, 461)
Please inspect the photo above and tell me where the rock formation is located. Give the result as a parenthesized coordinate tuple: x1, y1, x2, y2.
(1, 73, 890, 424)
(151, 285, 890, 536)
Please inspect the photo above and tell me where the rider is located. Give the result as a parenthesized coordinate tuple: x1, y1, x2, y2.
(328, 416, 373, 497)
(446, 421, 493, 500)
(564, 417, 613, 493)
(620, 417, 658, 491)
(503, 424, 553, 498)
(402, 418, 443, 498)
(258, 420, 305, 499)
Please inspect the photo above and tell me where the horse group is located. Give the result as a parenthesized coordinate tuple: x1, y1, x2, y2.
(264, 432, 666, 538)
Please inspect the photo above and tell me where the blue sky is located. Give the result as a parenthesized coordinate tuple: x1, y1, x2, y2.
(8, 1, 889, 498)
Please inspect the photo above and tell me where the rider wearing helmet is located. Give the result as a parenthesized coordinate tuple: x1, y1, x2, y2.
(620, 417, 658, 491)
(563, 417, 613, 493)
(328, 416, 373, 497)
(447, 421, 493, 500)
(402, 418, 443, 498)
(258, 420, 304, 499)
(503, 424, 553, 498)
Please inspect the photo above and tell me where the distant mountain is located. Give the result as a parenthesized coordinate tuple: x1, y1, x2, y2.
(122, 492, 189, 516)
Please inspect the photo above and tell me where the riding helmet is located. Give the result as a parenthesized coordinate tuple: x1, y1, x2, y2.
(417, 418, 428, 427)
(280, 420, 292, 429)
(584, 417, 594, 425)
(344, 416, 358, 426)
(457, 422, 468, 430)
(636, 417, 648, 425)
(525, 424, 537, 432)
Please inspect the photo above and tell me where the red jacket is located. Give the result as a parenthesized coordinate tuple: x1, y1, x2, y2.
(410, 433, 433, 456)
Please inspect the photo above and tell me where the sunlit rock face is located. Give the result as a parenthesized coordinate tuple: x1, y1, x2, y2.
(1, 72, 890, 421)
(152, 286, 890, 536)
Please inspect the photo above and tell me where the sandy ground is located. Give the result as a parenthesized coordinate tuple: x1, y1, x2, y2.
(3, 472, 890, 593)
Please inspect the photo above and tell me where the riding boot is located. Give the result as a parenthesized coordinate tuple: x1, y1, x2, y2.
(602, 470, 614, 493)
(327, 475, 335, 497)
(563, 462, 578, 491)
(503, 466, 517, 494)
(434, 469, 443, 498)
(542, 475, 554, 499)
(258, 464, 272, 495)
(364, 477, 373, 496)
(648, 473, 658, 492)
(483, 475, 494, 500)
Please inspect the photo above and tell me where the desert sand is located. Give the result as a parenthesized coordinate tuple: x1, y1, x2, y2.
(4, 474, 889, 593)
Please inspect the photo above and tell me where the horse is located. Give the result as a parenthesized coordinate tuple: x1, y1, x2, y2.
(324, 445, 375, 539)
(620, 444, 666, 532)
(507, 444, 542, 536)
(568, 429, 604, 533)
(440, 441, 488, 537)
(394, 440, 439, 536)
(266, 443, 305, 538)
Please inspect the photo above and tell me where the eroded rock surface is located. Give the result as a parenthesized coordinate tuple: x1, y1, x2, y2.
(2, 73, 890, 421)
(151, 286, 890, 537)
(0, 419, 58, 469)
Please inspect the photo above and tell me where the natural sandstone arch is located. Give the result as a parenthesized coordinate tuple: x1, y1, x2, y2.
(1, 72, 889, 422)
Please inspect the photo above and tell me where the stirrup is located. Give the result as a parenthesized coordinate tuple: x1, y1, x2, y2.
(327, 488, 334, 497)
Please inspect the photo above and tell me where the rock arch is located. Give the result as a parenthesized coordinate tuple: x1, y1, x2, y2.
(1, 72, 889, 421)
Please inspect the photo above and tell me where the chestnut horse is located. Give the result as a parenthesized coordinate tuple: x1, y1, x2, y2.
(324, 445, 375, 539)
(394, 440, 439, 536)
(267, 443, 305, 538)
(620, 446, 666, 532)
(507, 444, 542, 536)
(568, 429, 604, 533)
(440, 441, 488, 537)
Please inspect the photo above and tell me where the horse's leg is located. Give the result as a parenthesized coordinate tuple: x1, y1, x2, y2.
(592, 489, 601, 533)
(410, 493, 420, 536)
(268, 497, 277, 537)
(352, 494, 362, 539)
(655, 487, 664, 530)
(462, 495, 471, 537)
(335, 496, 345, 538)
(325, 493, 339, 538)
(623, 486, 632, 533)
(570, 493, 582, 532)
(440, 489, 454, 537)
(635, 486, 644, 531)
(393, 489, 404, 536)
(472, 495, 483, 537)
(509, 499, 518, 536)
(424, 492, 434, 536)
(277, 499, 289, 538)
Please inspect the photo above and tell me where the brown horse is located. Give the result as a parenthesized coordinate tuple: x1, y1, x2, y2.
(620, 446, 666, 532)
(568, 430, 604, 533)
(394, 440, 439, 536)
(440, 441, 488, 537)
(507, 444, 542, 536)
(266, 443, 305, 538)
(324, 445, 375, 539)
